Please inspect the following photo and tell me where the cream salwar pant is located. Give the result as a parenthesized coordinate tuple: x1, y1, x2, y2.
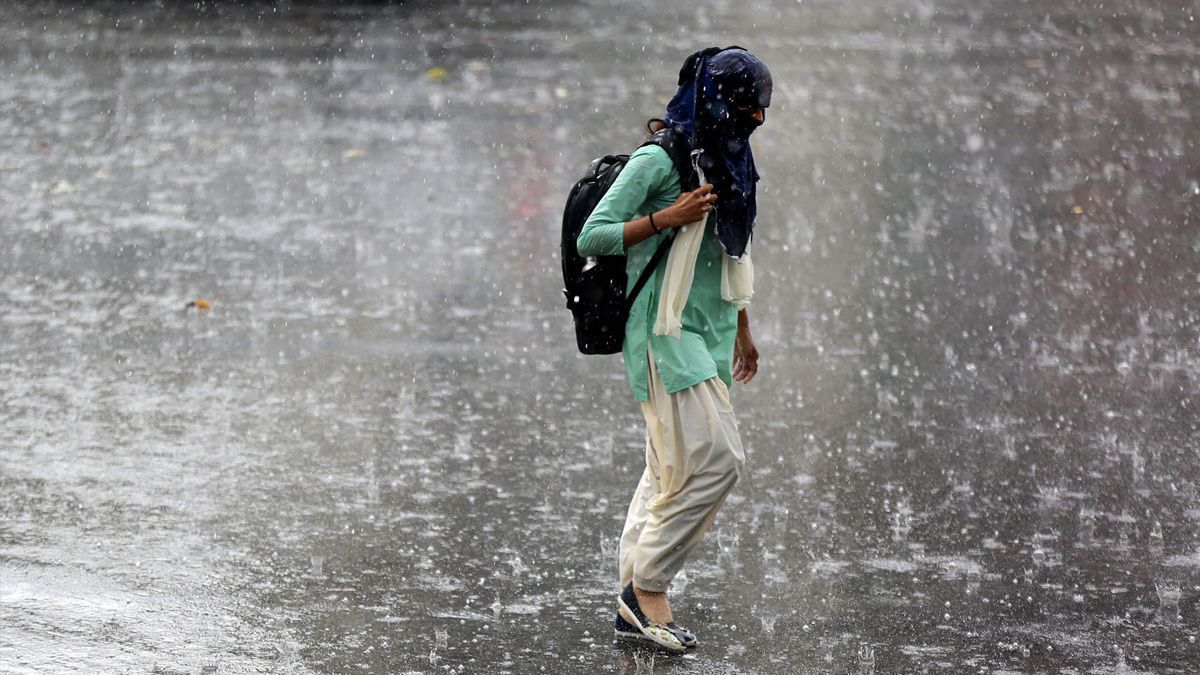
(618, 348, 745, 592)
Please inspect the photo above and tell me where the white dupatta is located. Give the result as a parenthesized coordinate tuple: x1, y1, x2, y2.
(652, 156, 754, 338)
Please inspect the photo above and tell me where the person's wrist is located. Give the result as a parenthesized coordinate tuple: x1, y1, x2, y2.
(655, 209, 676, 229)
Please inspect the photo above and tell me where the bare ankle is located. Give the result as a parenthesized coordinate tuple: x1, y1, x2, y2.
(633, 586, 673, 623)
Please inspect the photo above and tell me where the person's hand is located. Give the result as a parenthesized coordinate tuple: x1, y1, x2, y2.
(733, 320, 758, 384)
(659, 184, 717, 227)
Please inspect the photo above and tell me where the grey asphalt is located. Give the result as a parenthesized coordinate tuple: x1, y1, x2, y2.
(2, 1, 1200, 672)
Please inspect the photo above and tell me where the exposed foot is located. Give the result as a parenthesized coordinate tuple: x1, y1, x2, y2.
(616, 583, 687, 652)
(632, 586, 673, 624)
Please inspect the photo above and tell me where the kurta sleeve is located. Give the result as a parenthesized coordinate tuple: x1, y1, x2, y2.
(575, 146, 674, 257)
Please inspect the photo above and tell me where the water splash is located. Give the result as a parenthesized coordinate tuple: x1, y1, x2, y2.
(1156, 579, 1181, 625)
(857, 643, 876, 675)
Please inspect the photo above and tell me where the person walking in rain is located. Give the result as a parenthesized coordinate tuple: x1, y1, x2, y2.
(575, 46, 772, 652)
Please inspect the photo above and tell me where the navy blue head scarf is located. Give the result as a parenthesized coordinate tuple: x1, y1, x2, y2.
(663, 47, 773, 260)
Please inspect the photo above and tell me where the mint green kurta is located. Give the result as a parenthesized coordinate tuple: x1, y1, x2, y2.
(576, 144, 739, 402)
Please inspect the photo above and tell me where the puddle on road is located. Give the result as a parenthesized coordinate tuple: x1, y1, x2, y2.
(3, 0, 1200, 672)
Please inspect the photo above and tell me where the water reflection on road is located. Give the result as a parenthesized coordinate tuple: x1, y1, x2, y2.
(3, 1, 1200, 672)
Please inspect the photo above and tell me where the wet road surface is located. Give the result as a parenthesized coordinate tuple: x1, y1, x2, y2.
(3, 1, 1200, 672)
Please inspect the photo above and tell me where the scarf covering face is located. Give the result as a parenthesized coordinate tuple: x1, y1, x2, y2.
(663, 47, 773, 260)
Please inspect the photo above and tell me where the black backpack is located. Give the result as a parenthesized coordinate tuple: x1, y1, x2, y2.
(561, 128, 697, 355)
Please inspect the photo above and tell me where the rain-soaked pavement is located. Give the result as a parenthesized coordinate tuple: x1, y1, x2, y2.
(3, 1, 1200, 672)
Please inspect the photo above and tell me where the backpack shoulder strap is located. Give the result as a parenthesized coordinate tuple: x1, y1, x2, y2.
(641, 128, 698, 191)
(625, 232, 673, 312)
(624, 128, 694, 311)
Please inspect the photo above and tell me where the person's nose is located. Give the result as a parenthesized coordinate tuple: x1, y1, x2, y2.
(752, 108, 765, 123)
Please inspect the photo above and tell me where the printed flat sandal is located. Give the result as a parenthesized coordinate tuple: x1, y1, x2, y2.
(616, 612, 697, 647)
(667, 621, 697, 647)
(614, 611, 644, 640)
(616, 584, 686, 653)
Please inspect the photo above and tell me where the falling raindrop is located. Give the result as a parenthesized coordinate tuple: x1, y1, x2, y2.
(599, 430, 616, 467)
(773, 505, 790, 536)
(892, 500, 913, 543)
(1149, 521, 1164, 558)
(453, 431, 472, 460)
(307, 555, 326, 579)
(1130, 447, 1145, 486)
(1078, 510, 1097, 547)
(674, 568, 690, 596)
(718, 528, 741, 567)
